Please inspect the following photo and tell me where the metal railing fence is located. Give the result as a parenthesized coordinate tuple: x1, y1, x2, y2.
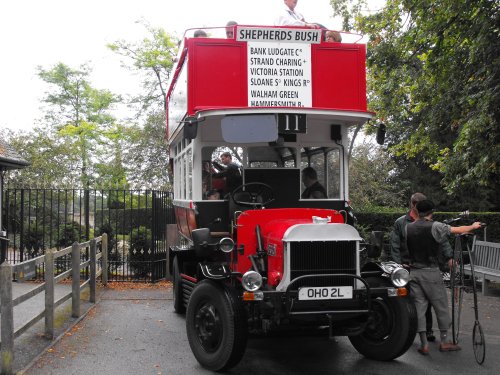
(2, 189, 174, 282)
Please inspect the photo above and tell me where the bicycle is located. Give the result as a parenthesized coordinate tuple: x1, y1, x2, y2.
(445, 213, 486, 365)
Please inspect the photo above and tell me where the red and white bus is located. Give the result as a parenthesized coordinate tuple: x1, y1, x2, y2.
(166, 25, 416, 371)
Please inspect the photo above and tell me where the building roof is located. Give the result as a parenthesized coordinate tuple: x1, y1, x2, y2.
(0, 138, 29, 170)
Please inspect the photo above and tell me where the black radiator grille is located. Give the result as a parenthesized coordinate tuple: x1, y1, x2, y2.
(289, 241, 357, 288)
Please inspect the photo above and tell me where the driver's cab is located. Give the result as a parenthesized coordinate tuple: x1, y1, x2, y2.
(170, 114, 351, 243)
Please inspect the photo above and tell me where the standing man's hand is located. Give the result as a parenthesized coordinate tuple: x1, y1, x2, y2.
(447, 258, 455, 270)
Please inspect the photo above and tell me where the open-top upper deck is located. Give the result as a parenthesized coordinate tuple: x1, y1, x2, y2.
(166, 26, 371, 141)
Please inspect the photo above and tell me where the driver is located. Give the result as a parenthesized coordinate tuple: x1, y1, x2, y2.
(212, 152, 242, 195)
(301, 167, 327, 199)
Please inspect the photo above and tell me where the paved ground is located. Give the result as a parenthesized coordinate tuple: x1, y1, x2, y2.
(0, 282, 96, 373)
(18, 282, 500, 375)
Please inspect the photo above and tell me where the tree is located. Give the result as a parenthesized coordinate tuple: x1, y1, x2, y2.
(330, 0, 500, 209)
(38, 62, 121, 188)
(349, 140, 408, 209)
(107, 21, 178, 113)
(108, 22, 178, 188)
(1, 126, 80, 188)
(124, 112, 171, 190)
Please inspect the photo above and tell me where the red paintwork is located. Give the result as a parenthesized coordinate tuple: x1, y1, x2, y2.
(174, 203, 198, 240)
(184, 38, 367, 115)
(234, 208, 344, 285)
(167, 28, 368, 138)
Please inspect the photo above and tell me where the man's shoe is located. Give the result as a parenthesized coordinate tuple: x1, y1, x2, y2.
(418, 346, 430, 355)
(426, 331, 436, 342)
(439, 343, 461, 352)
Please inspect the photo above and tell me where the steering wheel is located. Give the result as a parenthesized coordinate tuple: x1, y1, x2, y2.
(230, 182, 275, 208)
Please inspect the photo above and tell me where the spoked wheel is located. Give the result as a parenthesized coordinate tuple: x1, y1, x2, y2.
(450, 260, 464, 344)
(473, 321, 486, 365)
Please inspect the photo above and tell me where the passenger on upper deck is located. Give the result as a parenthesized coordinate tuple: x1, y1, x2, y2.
(194, 29, 208, 37)
(275, 0, 321, 29)
(301, 167, 327, 199)
(325, 30, 342, 43)
(226, 21, 237, 38)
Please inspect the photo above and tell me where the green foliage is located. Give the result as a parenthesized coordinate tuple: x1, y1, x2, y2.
(37, 62, 122, 188)
(107, 21, 178, 113)
(124, 112, 171, 189)
(22, 225, 45, 255)
(57, 221, 87, 248)
(1, 126, 80, 188)
(129, 226, 152, 277)
(331, 0, 500, 210)
(349, 140, 408, 209)
(96, 221, 121, 272)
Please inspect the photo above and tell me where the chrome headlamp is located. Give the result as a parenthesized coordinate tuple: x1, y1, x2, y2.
(390, 267, 410, 287)
(380, 261, 410, 287)
(219, 237, 235, 253)
(242, 270, 263, 292)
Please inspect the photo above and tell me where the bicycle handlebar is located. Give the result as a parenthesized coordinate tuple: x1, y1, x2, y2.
(443, 210, 470, 225)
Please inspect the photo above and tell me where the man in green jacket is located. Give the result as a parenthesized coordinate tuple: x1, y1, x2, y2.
(390, 192, 453, 342)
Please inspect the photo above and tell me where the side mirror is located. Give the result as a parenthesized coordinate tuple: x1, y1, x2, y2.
(192, 228, 211, 258)
(376, 123, 386, 145)
(183, 116, 198, 140)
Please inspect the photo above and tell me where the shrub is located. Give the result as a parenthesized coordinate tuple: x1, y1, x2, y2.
(57, 221, 87, 248)
(129, 226, 152, 278)
(96, 222, 121, 272)
(22, 225, 45, 257)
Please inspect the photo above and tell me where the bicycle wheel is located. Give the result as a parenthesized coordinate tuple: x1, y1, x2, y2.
(473, 321, 486, 365)
(450, 256, 464, 344)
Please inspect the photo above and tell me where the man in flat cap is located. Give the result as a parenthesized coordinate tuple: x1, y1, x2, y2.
(406, 199, 481, 355)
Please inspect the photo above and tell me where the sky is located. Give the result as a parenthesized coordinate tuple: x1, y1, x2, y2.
(0, 0, 381, 133)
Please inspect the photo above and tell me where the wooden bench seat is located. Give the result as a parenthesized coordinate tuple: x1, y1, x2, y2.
(464, 240, 500, 295)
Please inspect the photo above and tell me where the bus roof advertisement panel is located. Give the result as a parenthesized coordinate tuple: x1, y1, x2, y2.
(236, 27, 322, 44)
(248, 42, 312, 108)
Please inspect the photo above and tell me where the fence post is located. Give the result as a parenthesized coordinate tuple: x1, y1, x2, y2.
(102, 233, 108, 286)
(45, 249, 54, 340)
(71, 242, 80, 318)
(0, 262, 14, 375)
(89, 239, 96, 303)
(44, 249, 55, 339)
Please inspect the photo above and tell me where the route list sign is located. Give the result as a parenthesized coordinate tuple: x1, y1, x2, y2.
(237, 27, 322, 108)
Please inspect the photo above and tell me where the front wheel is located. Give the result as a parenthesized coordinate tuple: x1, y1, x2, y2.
(186, 280, 248, 372)
(473, 321, 486, 365)
(349, 278, 417, 360)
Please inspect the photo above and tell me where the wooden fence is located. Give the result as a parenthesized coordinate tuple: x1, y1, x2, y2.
(0, 234, 108, 375)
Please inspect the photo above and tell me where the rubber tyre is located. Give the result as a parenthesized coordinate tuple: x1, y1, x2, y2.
(186, 280, 248, 372)
(349, 277, 417, 361)
(172, 256, 185, 314)
(473, 321, 486, 365)
(450, 259, 464, 344)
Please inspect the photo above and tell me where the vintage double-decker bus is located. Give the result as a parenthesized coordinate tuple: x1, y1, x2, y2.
(166, 25, 416, 371)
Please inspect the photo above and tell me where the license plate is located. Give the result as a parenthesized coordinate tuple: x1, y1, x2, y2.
(298, 286, 353, 300)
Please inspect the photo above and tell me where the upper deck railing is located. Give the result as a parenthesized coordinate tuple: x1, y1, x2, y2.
(167, 26, 368, 140)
